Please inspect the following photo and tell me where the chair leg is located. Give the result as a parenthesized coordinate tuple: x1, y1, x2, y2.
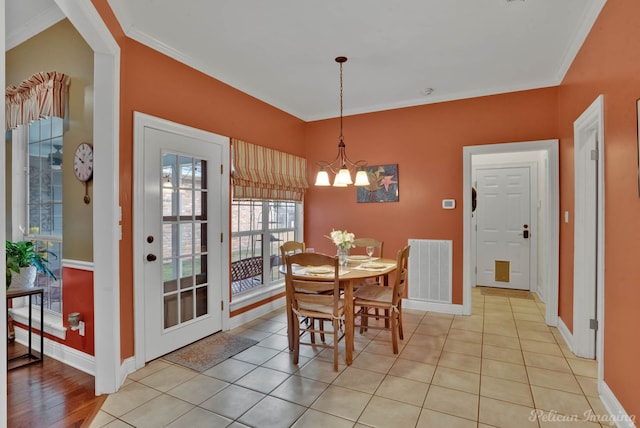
(398, 309, 404, 340)
(293, 316, 300, 364)
(320, 319, 326, 343)
(333, 319, 339, 371)
(391, 314, 399, 354)
(310, 318, 316, 344)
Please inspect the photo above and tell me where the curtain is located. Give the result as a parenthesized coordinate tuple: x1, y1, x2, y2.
(232, 138, 309, 202)
(6, 71, 70, 130)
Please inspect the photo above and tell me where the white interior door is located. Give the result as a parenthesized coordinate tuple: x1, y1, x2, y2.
(476, 166, 531, 290)
(142, 126, 225, 361)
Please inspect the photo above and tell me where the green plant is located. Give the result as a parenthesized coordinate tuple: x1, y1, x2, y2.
(6, 240, 56, 288)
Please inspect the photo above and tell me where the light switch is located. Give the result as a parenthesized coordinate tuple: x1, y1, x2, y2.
(564, 211, 569, 223)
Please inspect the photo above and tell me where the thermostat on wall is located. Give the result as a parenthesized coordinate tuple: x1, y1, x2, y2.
(442, 199, 456, 209)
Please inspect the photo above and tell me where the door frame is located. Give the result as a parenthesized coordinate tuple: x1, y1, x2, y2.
(473, 162, 538, 291)
(572, 95, 604, 364)
(463, 140, 559, 326)
(132, 112, 230, 369)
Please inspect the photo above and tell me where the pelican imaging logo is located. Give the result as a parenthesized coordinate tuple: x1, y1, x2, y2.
(529, 409, 636, 425)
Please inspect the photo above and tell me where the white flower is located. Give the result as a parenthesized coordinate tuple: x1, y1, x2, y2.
(327, 229, 355, 249)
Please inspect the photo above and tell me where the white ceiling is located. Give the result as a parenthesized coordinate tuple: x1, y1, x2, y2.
(7, 0, 606, 121)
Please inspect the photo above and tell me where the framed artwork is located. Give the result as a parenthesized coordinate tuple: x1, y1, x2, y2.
(356, 164, 399, 203)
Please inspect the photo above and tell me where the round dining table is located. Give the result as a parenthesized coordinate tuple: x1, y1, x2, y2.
(282, 256, 398, 366)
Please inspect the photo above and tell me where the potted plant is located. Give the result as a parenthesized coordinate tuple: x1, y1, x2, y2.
(6, 240, 56, 291)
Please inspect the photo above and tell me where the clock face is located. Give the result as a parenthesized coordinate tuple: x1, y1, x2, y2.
(73, 143, 94, 182)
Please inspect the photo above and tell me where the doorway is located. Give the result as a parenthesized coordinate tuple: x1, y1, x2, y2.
(572, 95, 604, 361)
(463, 140, 559, 326)
(133, 113, 230, 365)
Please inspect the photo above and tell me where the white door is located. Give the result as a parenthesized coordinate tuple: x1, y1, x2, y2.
(476, 166, 531, 290)
(142, 126, 225, 361)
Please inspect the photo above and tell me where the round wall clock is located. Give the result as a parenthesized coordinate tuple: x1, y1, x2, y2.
(73, 142, 93, 204)
(73, 142, 93, 182)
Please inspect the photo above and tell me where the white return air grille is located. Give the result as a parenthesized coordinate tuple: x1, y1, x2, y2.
(408, 239, 452, 304)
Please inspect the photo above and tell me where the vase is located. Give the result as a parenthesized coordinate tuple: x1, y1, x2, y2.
(8, 266, 37, 292)
(337, 247, 349, 267)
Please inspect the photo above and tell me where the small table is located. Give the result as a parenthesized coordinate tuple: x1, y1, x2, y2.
(7, 287, 44, 370)
(282, 258, 397, 365)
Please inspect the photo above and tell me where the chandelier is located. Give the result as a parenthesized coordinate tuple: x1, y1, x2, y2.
(314, 57, 369, 187)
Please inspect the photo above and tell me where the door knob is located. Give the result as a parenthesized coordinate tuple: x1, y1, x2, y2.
(147, 253, 157, 262)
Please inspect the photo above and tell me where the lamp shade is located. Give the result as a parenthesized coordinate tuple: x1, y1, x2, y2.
(334, 168, 353, 186)
(315, 170, 331, 186)
(354, 170, 370, 186)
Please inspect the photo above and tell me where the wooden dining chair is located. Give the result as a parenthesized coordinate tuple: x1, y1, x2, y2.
(280, 240, 306, 260)
(354, 245, 410, 354)
(285, 252, 345, 371)
(352, 237, 383, 260)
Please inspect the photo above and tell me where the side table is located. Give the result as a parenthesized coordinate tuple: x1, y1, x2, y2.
(7, 287, 44, 370)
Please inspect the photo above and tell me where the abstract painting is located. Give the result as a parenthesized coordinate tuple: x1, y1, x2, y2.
(356, 164, 399, 203)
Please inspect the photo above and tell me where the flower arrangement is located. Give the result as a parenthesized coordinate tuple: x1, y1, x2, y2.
(327, 229, 355, 250)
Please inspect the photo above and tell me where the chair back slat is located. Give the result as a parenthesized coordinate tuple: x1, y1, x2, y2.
(392, 245, 411, 305)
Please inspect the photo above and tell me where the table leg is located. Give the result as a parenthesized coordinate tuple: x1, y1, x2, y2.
(344, 280, 354, 365)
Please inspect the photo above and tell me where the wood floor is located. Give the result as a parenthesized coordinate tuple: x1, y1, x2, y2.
(7, 341, 104, 428)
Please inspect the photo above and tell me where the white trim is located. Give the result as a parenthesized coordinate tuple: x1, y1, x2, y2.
(62, 259, 94, 271)
(557, 316, 574, 354)
(572, 95, 604, 362)
(230, 282, 286, 314)
(9, 307, 66, 340)
(403, 299, 464, 315)
(54, 0, 121, 395)
(463, 140, 559, 325)
(133, 112, 231, 369)
(119, 356, 137, 387)
(13, 326, 95, 375)
(598, 381, 637, 428)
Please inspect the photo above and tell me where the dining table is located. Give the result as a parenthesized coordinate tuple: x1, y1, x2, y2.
(282, 255, 398, 366)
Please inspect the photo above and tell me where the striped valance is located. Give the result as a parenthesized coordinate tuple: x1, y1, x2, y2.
(232, 138, 309, 202)
(6, 71, 70, 130)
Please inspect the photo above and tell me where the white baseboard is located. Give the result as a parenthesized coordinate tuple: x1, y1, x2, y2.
(598, 380, 637, 428)
(403, 298, 464, 315)
(13, 326, 95, 375)
(557, 316, 574, 352)
(119, 356, 137, 387)
(229, 296, 286, 330)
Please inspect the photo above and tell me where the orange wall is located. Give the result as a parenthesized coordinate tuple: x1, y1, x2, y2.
(94, 0, 306, 360)
(304, 89, 558, 303)
(557, 0, 640, 418)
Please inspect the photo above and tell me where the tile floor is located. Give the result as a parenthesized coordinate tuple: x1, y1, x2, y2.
(90, 288, 612, 427)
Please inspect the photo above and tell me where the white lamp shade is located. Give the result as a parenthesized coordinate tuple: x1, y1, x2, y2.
(315, 170, 331, 186)
(354, 170, 370, 186)
(334, 168, 353, 186)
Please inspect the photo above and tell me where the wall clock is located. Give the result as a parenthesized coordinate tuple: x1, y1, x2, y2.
(73, 142, 93, 204)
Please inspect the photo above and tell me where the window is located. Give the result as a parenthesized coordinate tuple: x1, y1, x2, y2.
(12, 116, 64, 313)
(231, 199, 302, 295)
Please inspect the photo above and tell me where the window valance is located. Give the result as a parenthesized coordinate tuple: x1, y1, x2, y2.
(232, 138, 309, 202)
(6, 71, 70, 130)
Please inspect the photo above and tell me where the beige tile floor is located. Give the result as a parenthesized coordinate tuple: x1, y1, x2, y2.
(90, 288, 611, 428)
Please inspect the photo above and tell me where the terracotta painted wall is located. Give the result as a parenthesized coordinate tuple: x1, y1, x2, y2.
(60, 267, 94, 354)
(557, 0, 640, 419)
(93, 0, 306, 359)
(304, 89, 558, 304)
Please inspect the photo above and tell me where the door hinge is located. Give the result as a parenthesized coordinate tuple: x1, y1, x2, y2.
(590, 149, 598, 161)
(589, 318, 598, 331)
(221, 300, 224, 311)
(220, 164, 224, 174)
(220, 233, 224, 243)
